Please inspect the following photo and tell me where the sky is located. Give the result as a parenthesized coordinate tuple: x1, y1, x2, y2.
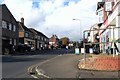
(1, 0, 101, 41)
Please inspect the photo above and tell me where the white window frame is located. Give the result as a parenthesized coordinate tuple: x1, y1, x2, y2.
(2, 20, 7, 28)
(13, 25, 16, 31)
(42, 37, 43, 41)
(105, 2, 112, 12)
(25, 32, 29, 37)
(9, 23, 12, 30)
(10, 38, 12, 44)
(14, 39, 16, 45)
(98, 10, 104, 23)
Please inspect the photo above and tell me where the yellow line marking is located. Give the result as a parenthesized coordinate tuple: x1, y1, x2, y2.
(35, 66, 50, 78)
(31, 75, 38, 78)
(27, 55, 60, 78)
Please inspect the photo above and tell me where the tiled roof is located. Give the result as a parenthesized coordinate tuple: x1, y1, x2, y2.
(18, 22, 33, 33)
(29, 28, 48, 39)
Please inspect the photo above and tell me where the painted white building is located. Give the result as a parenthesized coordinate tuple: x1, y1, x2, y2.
(88, 24, 99, 43)
(96, 0, 120, 55)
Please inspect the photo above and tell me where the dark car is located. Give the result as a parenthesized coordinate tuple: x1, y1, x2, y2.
(16, 44, 31, 52)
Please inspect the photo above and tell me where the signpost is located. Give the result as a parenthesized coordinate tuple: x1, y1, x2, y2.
(75, 48, 80, 55)
(81, 48, 85, 54)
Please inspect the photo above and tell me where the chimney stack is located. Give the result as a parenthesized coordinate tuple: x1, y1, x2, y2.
(21, 17, 24, 24)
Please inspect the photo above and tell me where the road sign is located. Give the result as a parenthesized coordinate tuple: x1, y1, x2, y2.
(81, 48, 85, 54)
(75, 48, 79, 54)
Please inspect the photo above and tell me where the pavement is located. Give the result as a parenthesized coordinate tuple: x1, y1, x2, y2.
(34, 53, 120, 78)
(36, 54, 83, 78)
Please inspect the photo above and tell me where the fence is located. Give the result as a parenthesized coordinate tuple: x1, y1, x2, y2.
(83, 27, 120, 56)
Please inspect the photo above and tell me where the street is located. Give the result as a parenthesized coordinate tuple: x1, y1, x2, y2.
(2, 49, 66, 78)
(2, 48, 119, 79)
(35, 53, 119, 78)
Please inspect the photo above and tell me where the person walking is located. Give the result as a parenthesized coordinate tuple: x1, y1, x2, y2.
(66, 46, 68, 54)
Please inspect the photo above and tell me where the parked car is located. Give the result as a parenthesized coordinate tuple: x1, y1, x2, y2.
(16, 44, 31, 52)
(31, 46, 35, 51)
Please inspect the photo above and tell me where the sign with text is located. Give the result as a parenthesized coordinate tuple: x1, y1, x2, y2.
(81, 48, 85, 53)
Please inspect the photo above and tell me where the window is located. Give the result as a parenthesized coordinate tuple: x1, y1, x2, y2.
(41, 37, 43, 41)
(105, 2, 112, 11)
(2, 21, 7, 28)
(38, 36, 40, 39)
(45, 38, 46, 41)
(10, 38, 12, 44)
(98, 10, 104, 23)
(13, 25, 16, 31)
(9, 23, 12, 30)
(14, 39, 16, 45)
(25, 32, 29, 37)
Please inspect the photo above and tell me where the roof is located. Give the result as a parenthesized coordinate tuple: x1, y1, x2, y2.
(97, 2, 105, 10)
(29, 28, 48, 39)
(18, 22, 33, 33)
(1, 4, 17, 23)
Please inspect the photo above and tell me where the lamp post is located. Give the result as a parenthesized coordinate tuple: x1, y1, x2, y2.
(72, 18, 81, 49)
(72, 19, 81, 42)
(72, 18, 86, 68)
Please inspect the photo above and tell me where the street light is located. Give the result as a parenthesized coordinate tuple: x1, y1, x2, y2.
(72, 18, 86, 68)
(72, 18, 81, 42)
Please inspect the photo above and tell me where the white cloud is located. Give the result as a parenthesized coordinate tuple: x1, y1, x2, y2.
(1, 0, 101, 41)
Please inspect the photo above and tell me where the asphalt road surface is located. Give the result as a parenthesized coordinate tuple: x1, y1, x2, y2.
(2, 48, 120, 79)
(2, 49, 67, 78)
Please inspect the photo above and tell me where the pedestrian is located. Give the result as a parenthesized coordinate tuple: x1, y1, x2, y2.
(66, 46, 68, 54)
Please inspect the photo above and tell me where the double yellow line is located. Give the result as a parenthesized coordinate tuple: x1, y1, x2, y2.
(27, 55, 60, 78)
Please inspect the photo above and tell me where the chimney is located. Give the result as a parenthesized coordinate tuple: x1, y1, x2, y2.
(21, 17, 24, 24)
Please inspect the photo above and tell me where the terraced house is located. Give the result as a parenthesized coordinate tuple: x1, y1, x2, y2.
(29, 28, 49, 50)
(18, 17, 35, 51)
(0, 4, 19, 55)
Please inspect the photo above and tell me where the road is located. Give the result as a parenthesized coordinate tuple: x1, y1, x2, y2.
(2, 48, 119, 79)
(2, 49, 67, 78)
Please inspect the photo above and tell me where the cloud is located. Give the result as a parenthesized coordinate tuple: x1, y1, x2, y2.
(1, 0, 101, 41)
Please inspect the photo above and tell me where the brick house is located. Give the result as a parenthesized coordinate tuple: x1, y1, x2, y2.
(29, 28, 49, 50)
(49, 35, 59, 49)
(0, 4, 19, 55)
(38, 31, 49, 50)
(18, 17, 35, 50)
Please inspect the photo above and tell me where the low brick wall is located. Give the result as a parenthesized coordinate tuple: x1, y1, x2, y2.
(79, 55, 120, 71)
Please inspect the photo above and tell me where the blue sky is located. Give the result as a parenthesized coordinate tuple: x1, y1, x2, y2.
(0, 0, 3, 4)
(32, 2, 39, 8)
(1, 0, 101, 41)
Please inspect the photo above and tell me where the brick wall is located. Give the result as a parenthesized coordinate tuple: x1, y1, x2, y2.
(79, 56, 120, 71)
